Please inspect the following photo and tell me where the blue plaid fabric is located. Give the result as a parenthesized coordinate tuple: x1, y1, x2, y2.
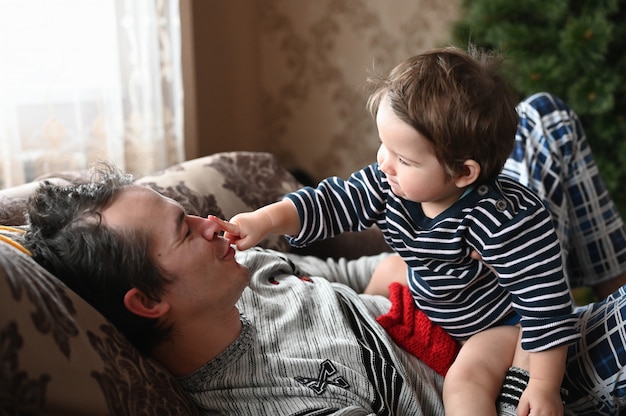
(504, 93, 626, 414)
(563, 286, 626, 415)
(503, 92, 626, 289)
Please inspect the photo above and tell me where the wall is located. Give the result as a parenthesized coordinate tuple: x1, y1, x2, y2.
(181, 0, 262, 159)
(182, 0, 461, 181)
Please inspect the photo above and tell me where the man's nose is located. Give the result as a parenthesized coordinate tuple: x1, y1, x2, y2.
(189, 215, 222, 240)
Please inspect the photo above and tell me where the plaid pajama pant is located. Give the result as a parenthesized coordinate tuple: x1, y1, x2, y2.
(503, 92, 626, 415)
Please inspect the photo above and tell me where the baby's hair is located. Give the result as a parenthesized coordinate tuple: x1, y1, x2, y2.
(366, 46, 518, 183)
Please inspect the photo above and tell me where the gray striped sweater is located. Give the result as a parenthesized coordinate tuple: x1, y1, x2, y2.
(179, 249, 445, 415)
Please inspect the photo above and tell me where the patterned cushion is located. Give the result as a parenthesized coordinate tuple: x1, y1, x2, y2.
(0, 241, 199, 415)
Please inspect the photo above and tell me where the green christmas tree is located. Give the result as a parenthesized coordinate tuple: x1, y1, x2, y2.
(453, 0, 626, 215)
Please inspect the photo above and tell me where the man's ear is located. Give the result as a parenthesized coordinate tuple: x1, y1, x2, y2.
(123, 288, 170, 319)
(454, 159, 480, 188)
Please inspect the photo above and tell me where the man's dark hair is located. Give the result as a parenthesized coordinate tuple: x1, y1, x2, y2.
(23, 163, 172, 354)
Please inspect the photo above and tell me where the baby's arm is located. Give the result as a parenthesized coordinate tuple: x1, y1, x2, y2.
(517, 345, 567, 415)
(471, 249, 569, 414)
(210, 199, 301, 250)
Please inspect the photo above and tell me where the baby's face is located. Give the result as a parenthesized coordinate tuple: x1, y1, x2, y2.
(375, 96, 463, 217)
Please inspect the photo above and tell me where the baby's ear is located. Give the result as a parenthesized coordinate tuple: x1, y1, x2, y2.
(124, 288, 170, 318)
(454, 159, 480, 188)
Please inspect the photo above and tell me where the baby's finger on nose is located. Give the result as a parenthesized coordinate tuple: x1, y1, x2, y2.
(208, 215, 238, 234)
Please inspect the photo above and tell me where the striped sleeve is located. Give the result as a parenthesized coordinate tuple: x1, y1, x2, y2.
(285, 164, 386, 247)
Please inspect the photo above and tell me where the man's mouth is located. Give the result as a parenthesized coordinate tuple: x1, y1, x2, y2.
(222, 244, 236, 260)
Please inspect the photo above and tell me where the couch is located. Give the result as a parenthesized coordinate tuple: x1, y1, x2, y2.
(0, 151, 390, 415)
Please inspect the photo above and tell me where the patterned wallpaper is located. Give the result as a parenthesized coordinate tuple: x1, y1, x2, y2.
(258, 0, 461, 181)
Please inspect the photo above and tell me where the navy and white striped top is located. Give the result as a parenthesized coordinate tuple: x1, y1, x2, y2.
(285, 163, 580, 351)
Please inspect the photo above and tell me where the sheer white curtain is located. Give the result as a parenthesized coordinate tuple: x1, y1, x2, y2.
(0, 0, 184, 188)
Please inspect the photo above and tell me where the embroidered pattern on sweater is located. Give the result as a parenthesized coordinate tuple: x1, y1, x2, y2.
(295, 359, 350, 395)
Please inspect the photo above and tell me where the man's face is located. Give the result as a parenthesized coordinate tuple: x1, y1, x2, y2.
(100, 185, 250, 324)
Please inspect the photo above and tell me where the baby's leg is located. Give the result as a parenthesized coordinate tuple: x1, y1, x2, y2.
(443, 325, 518, 416)
(365, 253, 408, 297)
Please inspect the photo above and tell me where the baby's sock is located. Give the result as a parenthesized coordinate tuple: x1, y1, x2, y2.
(496, 366, 529, 416)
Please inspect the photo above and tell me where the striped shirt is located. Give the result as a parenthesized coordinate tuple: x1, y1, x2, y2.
(286, 166, 580, 351)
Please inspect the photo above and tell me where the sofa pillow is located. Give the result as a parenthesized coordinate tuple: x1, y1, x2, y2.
(0, 237, 200, 415)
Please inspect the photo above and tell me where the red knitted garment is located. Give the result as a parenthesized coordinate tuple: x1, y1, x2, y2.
(376, 282, 459, 376)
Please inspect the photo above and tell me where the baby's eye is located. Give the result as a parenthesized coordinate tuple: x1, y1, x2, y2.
(397, 157, 410, 166)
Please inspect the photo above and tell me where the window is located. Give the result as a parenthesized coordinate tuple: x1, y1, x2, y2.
(0, 0, 183, 187)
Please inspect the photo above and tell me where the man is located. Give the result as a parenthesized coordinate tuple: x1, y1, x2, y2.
(23, 93, 626, 415)
(25, 168, 447, 415)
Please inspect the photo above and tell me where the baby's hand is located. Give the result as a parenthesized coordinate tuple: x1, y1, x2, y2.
(207, 213, 267, 251)
(208, 215, 240, 243)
